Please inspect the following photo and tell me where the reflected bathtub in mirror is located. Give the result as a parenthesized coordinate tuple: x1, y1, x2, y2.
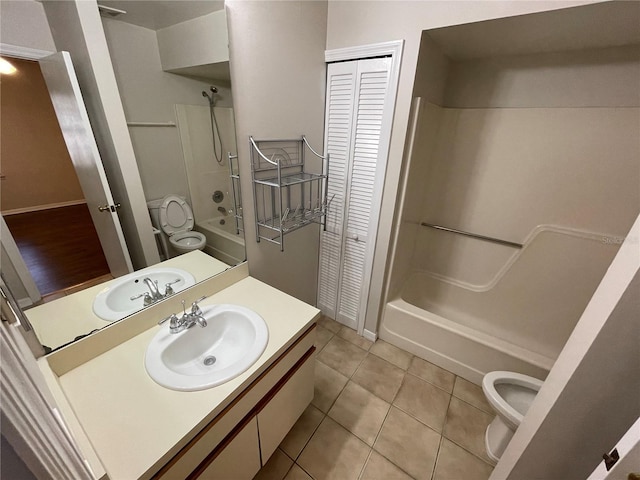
(196, 215, 246, 266)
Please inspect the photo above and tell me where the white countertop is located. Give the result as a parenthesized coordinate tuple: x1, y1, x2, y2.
(26, 251, 229, 350)
(53, 276, 319, 480)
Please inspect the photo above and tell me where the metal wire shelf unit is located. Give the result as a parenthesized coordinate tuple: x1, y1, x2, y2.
(250, 136, 329, 251)
(228, 152, 244, 235)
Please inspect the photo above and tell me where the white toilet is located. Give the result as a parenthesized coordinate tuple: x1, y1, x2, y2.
(482, 371, 543, 464)
(148, 195, 206, 257)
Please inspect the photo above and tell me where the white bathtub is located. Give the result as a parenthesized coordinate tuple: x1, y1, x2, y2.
(195, 216, 246, 266)
(380, 289, 553, 385)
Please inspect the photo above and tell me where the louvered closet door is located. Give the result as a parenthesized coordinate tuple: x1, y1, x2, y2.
(318, 57, 392, 329)
(317, 61, 357, 320)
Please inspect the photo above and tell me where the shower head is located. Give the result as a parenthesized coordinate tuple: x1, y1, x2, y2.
(202, 90, 213, 106)
(202, 86, 218, 106)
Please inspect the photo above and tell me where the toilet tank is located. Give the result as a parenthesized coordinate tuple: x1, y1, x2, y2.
(146, 199, 164, 229)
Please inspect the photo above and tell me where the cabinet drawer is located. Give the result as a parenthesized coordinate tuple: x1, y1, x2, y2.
(194, 416, 260, 480)
(257, 351, 314, 463)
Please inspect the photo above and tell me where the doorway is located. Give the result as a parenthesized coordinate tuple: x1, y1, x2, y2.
(0, 57, 111, 296)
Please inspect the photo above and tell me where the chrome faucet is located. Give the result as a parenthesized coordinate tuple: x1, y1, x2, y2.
(217, 206, 228, 216)
(131, 278, 181, 306)
(158, 297, 208, 334)
(144, 277, 162, 300)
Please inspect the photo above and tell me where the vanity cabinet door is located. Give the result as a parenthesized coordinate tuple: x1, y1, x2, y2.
(194, 416, 260, 480)
(257, 348, 315, 462)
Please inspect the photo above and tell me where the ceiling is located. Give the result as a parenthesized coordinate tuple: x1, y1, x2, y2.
(98, 0, 225, 30)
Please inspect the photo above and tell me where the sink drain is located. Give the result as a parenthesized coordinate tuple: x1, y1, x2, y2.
(203, 356, 217, 366)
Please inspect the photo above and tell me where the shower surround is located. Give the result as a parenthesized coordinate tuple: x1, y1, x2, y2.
(176, 104, 245, 264)
(381, 28, 640, 383)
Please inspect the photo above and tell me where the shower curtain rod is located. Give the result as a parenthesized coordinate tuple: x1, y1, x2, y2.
(420, 222, 523, 249)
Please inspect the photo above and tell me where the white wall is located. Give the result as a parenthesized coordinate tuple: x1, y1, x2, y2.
(157, 10, 229, 72)
(227, 0, 328, 305)
(101, 17, 233, 203)
(444, 44, 640, 108)
(0, 0, 55, 52)
(326, 0, 599, 333)
(42, 0, 160, 270)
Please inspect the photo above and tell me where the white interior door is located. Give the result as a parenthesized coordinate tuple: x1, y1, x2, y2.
(39, 52, 132, 276)
(318, 57, 392, 330)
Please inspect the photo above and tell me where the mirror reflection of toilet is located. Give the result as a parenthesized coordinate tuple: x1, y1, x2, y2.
(482, 371, 543, 464)
(148, 195, 206, 258)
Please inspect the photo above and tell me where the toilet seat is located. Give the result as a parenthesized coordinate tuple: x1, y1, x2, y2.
(170, 231, 206, 250)
(159, 195, 194, 236)
(482, 371, 543, 430)
(158, 195, 206, 253)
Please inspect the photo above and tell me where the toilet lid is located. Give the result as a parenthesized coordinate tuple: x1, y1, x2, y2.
(159, 195, 194, 235)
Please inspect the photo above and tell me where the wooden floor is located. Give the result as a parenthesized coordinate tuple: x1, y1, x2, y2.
(4, 204, 111, 295)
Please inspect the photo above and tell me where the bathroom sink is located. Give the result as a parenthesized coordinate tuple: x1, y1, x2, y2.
(93, 268, 195, 322)
(145, 304, 269, 391)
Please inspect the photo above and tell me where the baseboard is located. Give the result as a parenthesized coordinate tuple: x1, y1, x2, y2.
(362, 329, 378, 342)
(2, 200, 86, 216)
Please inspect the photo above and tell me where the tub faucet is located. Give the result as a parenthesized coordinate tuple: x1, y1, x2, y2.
(217, 206, 228, 216)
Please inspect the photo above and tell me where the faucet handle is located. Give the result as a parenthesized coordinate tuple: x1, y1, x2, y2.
(164, 278, 181, 296)
(158, 313, 178, 326)
(191, 296, 207, 314)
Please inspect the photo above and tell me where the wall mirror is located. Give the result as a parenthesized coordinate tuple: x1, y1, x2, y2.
(0, 0, 245, 353)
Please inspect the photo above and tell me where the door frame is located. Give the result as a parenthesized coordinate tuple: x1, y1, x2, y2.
(323, 40, 404, 340)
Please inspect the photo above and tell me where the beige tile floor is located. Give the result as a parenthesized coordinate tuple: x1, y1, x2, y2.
(254, 317, 495, 480)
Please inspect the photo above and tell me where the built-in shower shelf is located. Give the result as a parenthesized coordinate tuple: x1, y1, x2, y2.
(250, 136, 328, 251)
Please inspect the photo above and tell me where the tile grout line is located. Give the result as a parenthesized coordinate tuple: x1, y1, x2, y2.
(355, 445, 374, 480)
(430, 435, 446, 480)
(427, 389, 456, 480)
(290, 411, 326, 463)
(442, 436, 496, 468)
(294, 460, 316, 480)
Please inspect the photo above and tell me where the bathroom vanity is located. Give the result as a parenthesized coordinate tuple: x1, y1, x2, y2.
(37, 263, 319, 480)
